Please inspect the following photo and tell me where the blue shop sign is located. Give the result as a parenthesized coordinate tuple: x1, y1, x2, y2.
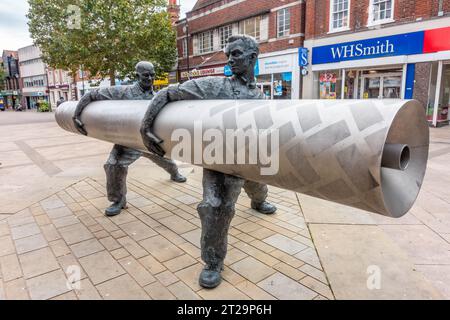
(312, 31, 425, 65)
(299, 47, 309, 67)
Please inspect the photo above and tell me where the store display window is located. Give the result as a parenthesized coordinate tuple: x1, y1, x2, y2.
(319, 71, 341, 99)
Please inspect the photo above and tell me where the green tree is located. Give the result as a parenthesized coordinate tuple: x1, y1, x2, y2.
(0, 68, 6, 91)
(27, 0, 177, 85)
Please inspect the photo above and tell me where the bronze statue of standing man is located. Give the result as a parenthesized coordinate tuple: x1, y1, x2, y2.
(141, 36, 277, 288)
(73, 61, 187, 216)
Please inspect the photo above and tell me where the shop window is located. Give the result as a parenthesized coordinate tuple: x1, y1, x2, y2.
(256, 74, 272, 99)
(48, 71, 53, 85)
(274, 72, 292, 100)
(329, 0, 350, 32)
(360, 77, 381, 99)
(255, 73, 292, 100)
(383, 76, 401, 98)
(239, 16, 261, 40)
(344, 70, 357, 99)
(219, 25, 233, 49)
(359, 68, 402, 99)
(277, 8, 290, 38)
(437, 63, 450, 124)
(319, 71, 342, 99)
(369, 0, 394, 25)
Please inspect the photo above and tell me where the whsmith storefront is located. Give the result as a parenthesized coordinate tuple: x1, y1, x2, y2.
(303, 19, 450, 127)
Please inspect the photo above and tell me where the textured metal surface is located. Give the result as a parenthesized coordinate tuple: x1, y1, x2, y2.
(55, 99, 429, 218)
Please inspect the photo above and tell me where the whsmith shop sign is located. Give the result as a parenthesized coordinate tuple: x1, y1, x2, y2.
(312, 26, 450, 65)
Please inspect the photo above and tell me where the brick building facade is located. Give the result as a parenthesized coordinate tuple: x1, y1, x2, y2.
(0, 50, 21, 109)
(176, 0, 306, 99)
(302, 0, 450, 126)
(46, 67, 74, 109)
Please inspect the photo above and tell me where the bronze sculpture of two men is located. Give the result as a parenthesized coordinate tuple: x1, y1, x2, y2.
(74, 35, 277, 288)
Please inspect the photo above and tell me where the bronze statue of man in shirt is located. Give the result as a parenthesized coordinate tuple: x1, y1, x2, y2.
(140, 36, 277, 289)
(73, 61, 187, 217)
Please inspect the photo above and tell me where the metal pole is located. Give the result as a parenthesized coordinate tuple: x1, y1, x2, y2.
(186, 24, 190, 81)
(299, 66, 303, 99)
(401, 63, 407, 99)
(432, 60, 443, 127)
(81, 65, 85, 96)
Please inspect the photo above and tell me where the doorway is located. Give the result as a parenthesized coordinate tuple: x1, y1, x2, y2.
(257, 82, 273, 99)
(360, 72, 402, 99)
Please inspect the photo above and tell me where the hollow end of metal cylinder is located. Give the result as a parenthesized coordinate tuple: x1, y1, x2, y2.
(381, 143, 410, 171)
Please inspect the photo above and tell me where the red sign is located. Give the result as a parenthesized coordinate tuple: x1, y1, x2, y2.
(181, 66, 225, 79)
(423, 26, 450, 53)
(320, 73, 337, 83)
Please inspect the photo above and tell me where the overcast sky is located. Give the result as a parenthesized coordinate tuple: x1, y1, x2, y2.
(0, 0, 198, 53)
(0, 0, 31, 52)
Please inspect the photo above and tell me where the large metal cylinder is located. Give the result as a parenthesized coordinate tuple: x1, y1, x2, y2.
(55, 99, 429, 218)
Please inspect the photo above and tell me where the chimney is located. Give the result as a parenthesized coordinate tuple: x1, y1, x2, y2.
(168, 0, 180, 26)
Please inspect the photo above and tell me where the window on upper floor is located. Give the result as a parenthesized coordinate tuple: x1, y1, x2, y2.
(369, 0, 394, 25)
(329, 0, 350, 32)
(182, 37, 188, 57)
(198, 30, 214, 54)
(239, 16, 261, 41)
(219, 25, 233, 49)
(63, 71, 70, 83)
(277, 8, 291, 38)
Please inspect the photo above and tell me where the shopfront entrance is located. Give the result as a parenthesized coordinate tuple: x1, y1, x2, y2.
(256, 81, 273, 99)
(360, 71, 402, 99)
(256, 72, 293, 100)
(429, 61, 450, 126)
(256, 50, 299, 99)
(317, 67, 403, 100)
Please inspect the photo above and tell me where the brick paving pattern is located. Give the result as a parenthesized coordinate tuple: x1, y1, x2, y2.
(0, 168, 333, 300)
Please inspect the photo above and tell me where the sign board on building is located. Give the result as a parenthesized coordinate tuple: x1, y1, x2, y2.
(30, 92, 45, 97)
(49, 85, 69, 90)
(312, 31, 424, 65)
(181, 67, 225, 79)
(299, 47, 309, 67)
(259, 55, 294, 75)
(423, 26, 450, 53)
(312, 26, 450, 65)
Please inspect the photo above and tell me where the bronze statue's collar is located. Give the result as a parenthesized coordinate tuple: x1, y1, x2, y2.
(137, 82, 153, 94)
(232, 75, 256, 89)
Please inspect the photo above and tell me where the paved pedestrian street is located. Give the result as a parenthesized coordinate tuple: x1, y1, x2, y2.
(0, 175, 331, 300)
(1, 111, 450, 299)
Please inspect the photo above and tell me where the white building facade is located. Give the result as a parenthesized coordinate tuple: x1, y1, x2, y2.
(18, 45, 48, 109)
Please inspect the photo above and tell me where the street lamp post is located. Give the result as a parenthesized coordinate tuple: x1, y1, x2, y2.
(183, 24, 190, 80)
(80, 64, 85, 96)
